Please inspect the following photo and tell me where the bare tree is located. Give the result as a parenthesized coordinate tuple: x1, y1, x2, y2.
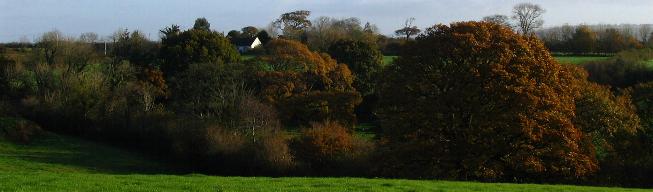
(363, 22, 379, 34)
(482, 14, 512, 28)
(80, 32, 98, 44)
(395, 17, 421, 39)
(38, 30, 65, 65)
(639, 24, 652, 42)
(265, 22, 280, 38)
(512, 3, 545, 35)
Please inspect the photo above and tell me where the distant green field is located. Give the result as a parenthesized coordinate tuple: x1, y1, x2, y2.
(554, 56, 610, 65)
(383, 56, 398, 65)
(1, 132, 649, 191)
(242, 55, 256, 61)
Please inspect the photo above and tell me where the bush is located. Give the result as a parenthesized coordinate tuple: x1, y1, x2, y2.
(0, 54, 12, 95)
(166, 97, 294, 175)
(280, 91, 361, 128)
(291, 120, 373, 176)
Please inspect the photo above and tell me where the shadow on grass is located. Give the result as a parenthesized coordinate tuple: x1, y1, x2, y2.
(4, 132, 181, 175)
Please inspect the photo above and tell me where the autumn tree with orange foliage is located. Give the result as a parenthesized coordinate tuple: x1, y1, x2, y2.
(291, 120, 373, 175)
(252, 39, 361, 126)
(376, 21, 598, 181)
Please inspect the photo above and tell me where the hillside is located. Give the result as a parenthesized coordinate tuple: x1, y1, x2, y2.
(0, 132, 649, 192)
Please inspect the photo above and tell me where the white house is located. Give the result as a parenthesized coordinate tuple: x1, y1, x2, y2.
(231, 37, 262, 53)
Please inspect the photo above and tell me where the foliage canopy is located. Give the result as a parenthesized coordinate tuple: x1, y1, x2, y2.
(377, 21, 598, 180)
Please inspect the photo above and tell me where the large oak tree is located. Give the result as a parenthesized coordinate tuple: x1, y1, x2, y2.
(376, 21, 598, 181)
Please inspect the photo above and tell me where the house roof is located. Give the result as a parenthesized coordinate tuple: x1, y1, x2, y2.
(230, 37, 258, 47)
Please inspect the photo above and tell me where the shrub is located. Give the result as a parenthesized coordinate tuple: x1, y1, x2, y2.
(237, 97, 294, 174)
(0, 54, 12, 95)
(0, 117, 42, 144)
(280, 91, 361, 127)
(291, 120, 372, 175)
(201, 123, 293, 175)
(166, 97, 293, 175)
(376, 21, 597, 181)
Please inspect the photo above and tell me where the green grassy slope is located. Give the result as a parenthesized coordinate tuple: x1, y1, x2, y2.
(0, 133, 171, 174)
(1, 132, 650, 191)
(383, 56, 398, 66)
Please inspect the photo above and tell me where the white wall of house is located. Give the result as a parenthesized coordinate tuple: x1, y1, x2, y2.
(250, 37, 262, 49)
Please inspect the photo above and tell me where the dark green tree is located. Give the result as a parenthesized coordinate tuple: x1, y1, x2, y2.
(0, 55, 12, 95)
(159, 19, 240, 77)
(327, 40, 383, 96)
(112, 29, 158, 67)
(193, 17, 211, 31)
(227, 30, 242, 39)
(257, 30, 272, 45)
(241, 26, 259, 38)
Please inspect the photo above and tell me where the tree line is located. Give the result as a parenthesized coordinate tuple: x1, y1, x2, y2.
(538, 24, 653, 54)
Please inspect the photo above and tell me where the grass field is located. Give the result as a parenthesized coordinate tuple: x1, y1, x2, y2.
(383, 56, 398, 66)
(1, 132, 650, 191)
(554, 56, 610, 65)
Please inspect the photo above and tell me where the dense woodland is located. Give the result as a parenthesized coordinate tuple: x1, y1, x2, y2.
(2, 6, 653, 188)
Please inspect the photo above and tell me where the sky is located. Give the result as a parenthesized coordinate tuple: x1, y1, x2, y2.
(1, 0, 652, 42)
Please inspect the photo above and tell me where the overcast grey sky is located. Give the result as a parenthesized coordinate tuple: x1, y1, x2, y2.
(1, 0, 651, 42)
